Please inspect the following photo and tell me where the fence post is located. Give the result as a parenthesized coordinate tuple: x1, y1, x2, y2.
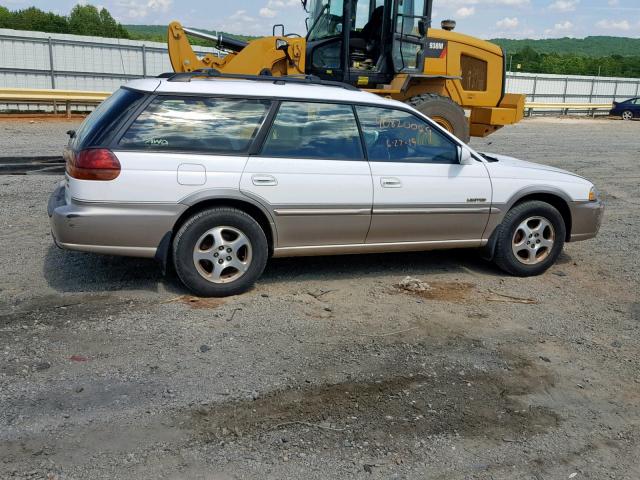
(613, 80, 618, 102)
(635, 80, 640, 97)
(588, 76, 596, 103)
(531, 75, 538, 102)
(47, 37, 56, 89)
(562, 77, 569, 103)
(142, 44, 147, 78)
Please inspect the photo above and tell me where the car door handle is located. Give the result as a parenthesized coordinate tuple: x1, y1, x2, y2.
(381, 177, 402, 188)
(251, 174, 278, 186)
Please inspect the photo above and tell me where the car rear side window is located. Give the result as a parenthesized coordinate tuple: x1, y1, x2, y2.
(73, 88, 146, 149)
(118, 96, 271, 154)
(260, 102, 363, 160)
(356, 105, 458, 164)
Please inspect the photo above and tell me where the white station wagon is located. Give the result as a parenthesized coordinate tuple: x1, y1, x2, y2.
(48, 73, 604, 297)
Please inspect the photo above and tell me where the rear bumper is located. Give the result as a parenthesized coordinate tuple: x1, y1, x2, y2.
(568, 199, 604, 242)
(48, 181, 185, 258)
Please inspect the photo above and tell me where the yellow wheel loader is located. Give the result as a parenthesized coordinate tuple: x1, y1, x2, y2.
(167, 0, 525, 142)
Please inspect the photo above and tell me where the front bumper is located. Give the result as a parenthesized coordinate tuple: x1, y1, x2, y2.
(569, 199, 605, 242)
(48, 181, 185, 258)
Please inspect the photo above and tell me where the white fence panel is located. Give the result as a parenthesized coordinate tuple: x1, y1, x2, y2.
(0, 28, 219, 99)
(0, 28, 639, 113)
(506, 72, 640, 105)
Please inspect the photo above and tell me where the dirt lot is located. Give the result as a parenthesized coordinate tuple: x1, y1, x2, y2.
(0, 117, 639, 479)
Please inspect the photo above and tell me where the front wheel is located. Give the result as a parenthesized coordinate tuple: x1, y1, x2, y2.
(622, 110, 634, 121)
(172, 207, 268, 297)
(493, 201, 566, 277)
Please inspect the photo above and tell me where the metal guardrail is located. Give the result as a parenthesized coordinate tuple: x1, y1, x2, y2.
(0, 88, 615, 118)
(524, 102, 612, 117)
(0, 88, 109, 117)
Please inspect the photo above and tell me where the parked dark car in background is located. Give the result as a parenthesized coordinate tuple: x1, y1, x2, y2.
(610, 98, 640, 120)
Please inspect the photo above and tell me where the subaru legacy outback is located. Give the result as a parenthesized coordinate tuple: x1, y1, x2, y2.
(48, 74, 604, 297)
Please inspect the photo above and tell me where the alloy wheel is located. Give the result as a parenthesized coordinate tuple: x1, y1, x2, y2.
(192, 226, 253, 283)
(511, 216, 555, 265)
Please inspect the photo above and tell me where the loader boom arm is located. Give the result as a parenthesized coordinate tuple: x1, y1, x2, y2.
(167, 21, 306, 76)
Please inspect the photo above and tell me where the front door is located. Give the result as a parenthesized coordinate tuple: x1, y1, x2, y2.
(354, 105, 492, 244)
(241, 101, 373, 247)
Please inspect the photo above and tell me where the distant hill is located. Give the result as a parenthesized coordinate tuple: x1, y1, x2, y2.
(491, 36, 640, 57)
(124, 24, 257, 45)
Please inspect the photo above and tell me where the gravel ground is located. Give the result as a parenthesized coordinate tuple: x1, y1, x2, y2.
(0, 117, 638, 480)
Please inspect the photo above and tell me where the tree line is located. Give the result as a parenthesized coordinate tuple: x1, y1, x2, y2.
(506, 46, 640, 79)
(0, 5, 129, 38)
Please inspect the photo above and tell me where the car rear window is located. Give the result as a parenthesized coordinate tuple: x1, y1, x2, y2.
(118, 96, 271, 154)
(73, 88, 146, 149)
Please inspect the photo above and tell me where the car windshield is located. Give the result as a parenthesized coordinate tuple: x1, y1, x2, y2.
(307, 0, 344, 41)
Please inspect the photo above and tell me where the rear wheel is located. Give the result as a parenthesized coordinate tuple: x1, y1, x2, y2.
(172, 207, 268, 297)
(493, 201, 566, 277)
(407, 93, 470, 143)
(622, 110, 633, 121)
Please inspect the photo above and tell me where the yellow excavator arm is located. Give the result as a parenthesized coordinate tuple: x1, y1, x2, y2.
(168, 21, 306, 76)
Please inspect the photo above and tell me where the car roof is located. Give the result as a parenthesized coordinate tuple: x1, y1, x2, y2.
(125, 77, 404, 108)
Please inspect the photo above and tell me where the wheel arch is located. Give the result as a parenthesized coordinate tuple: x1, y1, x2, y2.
(509, 192, 572, 242)
(155, 193, 277, 272)
(483, 188, 573, 261)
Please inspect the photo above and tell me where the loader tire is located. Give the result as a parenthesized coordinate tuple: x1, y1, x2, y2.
(407, 94, 470, 143)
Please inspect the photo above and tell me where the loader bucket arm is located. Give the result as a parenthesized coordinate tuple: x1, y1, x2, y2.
(168, 21, 216, 72)
(167, 21, 306, 76)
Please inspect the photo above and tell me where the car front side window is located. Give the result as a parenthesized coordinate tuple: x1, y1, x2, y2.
(260, 101, 363, 160)
(355, 105, 459, 164)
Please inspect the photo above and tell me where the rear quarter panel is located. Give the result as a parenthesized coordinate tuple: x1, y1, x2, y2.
(67, 151, 249, 203)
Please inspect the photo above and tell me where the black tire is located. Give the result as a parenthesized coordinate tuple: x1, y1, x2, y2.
(407, 93, 470, 143)
(493, 201, 566, 277)
(622, 110, 634, 121)
(172, 207, 268, 297)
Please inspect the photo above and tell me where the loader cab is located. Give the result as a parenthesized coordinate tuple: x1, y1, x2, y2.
(304, 0, 431, 87)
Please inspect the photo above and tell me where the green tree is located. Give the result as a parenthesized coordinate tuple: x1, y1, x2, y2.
(68, 4, 102, 36)
(98, 8, 119, 37)
(0, 6, 11, 28)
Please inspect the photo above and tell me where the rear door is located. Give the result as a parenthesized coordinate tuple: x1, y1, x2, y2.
(355, 104, 492, 244)
(240, 101, 373, 247)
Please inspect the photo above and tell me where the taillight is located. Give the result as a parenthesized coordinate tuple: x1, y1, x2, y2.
(67, 148, 121, 181)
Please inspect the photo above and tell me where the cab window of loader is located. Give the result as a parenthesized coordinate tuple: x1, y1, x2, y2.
(356, 105, 458, 164)
(308, 0, 344, 41)
(261, 102, 363, 160)
(118, 96, 270, 154)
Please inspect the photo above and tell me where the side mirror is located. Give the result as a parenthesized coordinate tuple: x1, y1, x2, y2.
(458, 145, 474, 165)
(418, 20, 426, 36)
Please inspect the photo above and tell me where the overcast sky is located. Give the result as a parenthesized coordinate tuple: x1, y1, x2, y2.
(6, 0, 640, 39)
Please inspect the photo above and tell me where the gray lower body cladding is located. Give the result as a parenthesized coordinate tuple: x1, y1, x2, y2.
(48, 182, 604, 259)
(568, 199, 605, 241)
(48, 182, 186, 258)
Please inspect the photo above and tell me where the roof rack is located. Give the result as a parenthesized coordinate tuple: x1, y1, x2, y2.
(157, 69, 359, 91)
